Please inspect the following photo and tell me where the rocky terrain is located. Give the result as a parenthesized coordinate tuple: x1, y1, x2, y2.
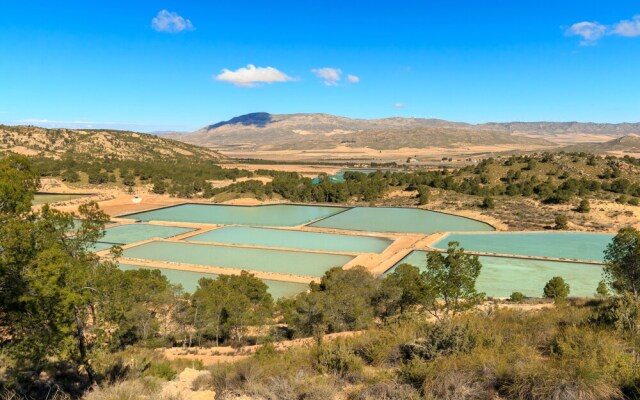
(0, 125, 222, 161)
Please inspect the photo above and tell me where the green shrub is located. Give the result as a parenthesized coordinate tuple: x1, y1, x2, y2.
(398, 358, 430, 388)
(146, 361, 176, 381)
(351, 326, 409, 367)
(543, 277, 570, 303)
(576, 198, 591, 213)
(617, 195, 630, 204)
(596, 281, 610, 298)
(313, 342, 364, 381)
(480, 196, 495, 209)
(510, 292, 526, 303)
(554, 214, 569, 230)
(401, 323, 476, 361)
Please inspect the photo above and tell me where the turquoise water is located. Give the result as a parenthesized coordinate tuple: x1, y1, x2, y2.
(33, 193, 88, 205)
(389, 251, 603, 298)
(432, 232, 614, 262)
(118, 263, 308, 298)
(91, 224, 193, 251)
(185, 226, 392, 253)
(312, 169, 382, 184)
(121, 204, 348, 227)
(311, 207, 494, 234)
(100, 224, 194, 245)
(122, 241, 354, 277)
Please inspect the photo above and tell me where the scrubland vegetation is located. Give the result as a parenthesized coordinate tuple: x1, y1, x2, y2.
(5, 154, 640, 398)
(30, 152, 640, 210)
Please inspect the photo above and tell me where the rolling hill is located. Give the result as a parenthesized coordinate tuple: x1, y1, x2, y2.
(564, 134, 640, 154)
(0, 125, 222, 161)
(168, 113, 640, 152)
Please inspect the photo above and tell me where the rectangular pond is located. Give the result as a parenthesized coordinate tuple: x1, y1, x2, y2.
(389, 251, 603, 298)
(185, 226, 393, 253)
(118, 263, 308, 298)
(121, 204, 348, 227)
(91, 223, 194, 251)
(432, 232, 614, 263)
(122, 241, 354, 278)
(310, 207, 494, 234)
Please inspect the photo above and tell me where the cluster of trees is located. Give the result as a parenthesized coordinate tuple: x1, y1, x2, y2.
(0, 161, 264, 380)
(456, 153, 640, 205)
(279, 241, 484, 338)
(215, 153, 640, 205)
(201, 171, 390, 203)
(26, 151, 640, 208)
(31, 156, 252, 197)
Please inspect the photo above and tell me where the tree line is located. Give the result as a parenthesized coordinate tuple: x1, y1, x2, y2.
(24, 151, 640, 206)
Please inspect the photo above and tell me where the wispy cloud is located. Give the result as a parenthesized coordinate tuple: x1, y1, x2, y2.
(347, 74, 360, 83)
(566, 14, 640, 45)
(215, 64, 293, 87)
(566, 21, 607, 45)
(613, 15, 640, 37)
(312, 67, 342, 86)
(393, 103, 406, 109)
(152, 10, 194, 33)
(312, 68, 360, 86)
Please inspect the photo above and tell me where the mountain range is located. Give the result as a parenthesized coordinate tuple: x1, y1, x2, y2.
(165, 113, 640, 151)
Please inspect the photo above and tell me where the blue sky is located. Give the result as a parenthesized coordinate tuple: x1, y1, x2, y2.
(0, 1, 639, 131)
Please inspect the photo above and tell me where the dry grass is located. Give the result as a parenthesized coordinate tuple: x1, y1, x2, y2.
(83, 378, 180, 400)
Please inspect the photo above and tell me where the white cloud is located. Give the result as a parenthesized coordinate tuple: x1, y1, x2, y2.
(613, 15, 640, 37)
(347, 74, 360, 83)
(152, 10, 194, 33)
(566, 21, 607, 45)
(566, 15, 640, 44)
(312, 67, 342, 86)
(393, 103, 405, 109)
(215, 64, 293, 87)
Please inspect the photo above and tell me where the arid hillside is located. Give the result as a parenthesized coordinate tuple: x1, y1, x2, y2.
(0, 125, 222, 161)
(564, 134, 640, 155)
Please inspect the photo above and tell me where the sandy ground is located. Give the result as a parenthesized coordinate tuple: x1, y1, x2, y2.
(584, 199, 640, 231)
(161, 368, 215, 400)
(222, 163, 343, 176)
(516, 133, 618, 146)
(51, 190, 186, 217)
(220, 145, 553, 163)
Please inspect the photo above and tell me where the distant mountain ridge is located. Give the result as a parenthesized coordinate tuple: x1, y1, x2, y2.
(168, 113, 640, 151)
(0, 125, 222, 161)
